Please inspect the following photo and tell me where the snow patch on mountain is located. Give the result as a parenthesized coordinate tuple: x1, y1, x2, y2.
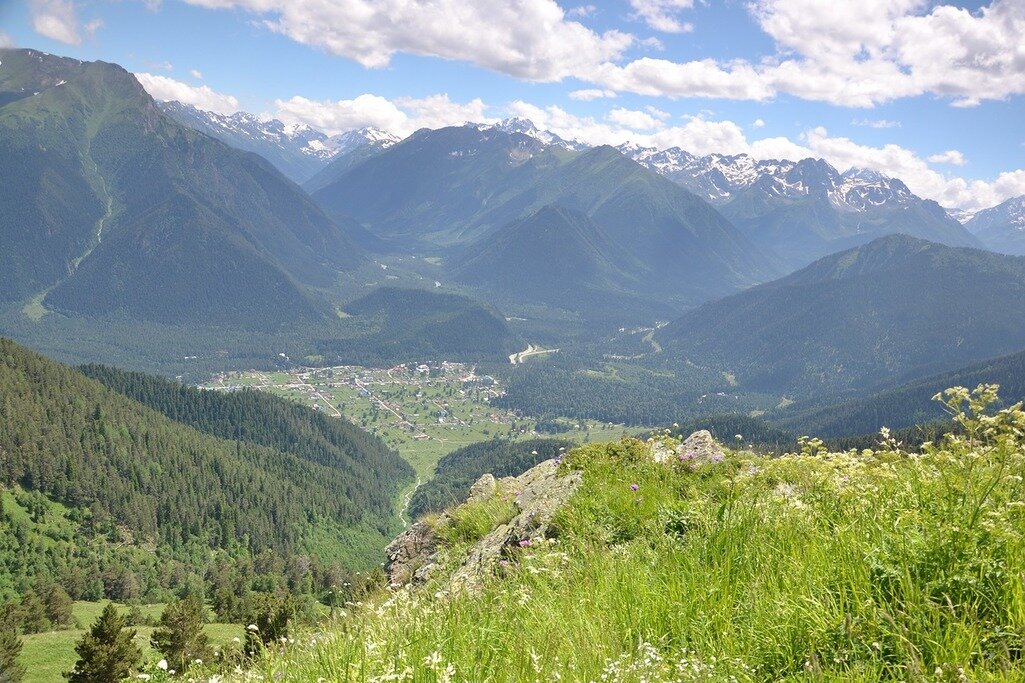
(618, 143, 917, 212)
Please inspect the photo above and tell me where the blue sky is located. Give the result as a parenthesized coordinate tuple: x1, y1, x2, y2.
(2, 0, 1023, 211)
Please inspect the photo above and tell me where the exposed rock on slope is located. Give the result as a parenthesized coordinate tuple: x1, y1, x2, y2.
(385, 431, 727, 593)
(386, 458, 582, 591)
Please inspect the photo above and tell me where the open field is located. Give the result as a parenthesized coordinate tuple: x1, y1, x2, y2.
(20, 601, 242, 683)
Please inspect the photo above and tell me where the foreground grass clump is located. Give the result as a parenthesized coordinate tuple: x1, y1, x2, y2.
(242, 385, 1025, 682)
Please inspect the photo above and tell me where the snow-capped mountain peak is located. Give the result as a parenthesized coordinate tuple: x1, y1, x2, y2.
(484, 117, 588, 151)
(618, 143, 919, 212)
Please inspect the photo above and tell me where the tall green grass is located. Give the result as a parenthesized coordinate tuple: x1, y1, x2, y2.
(238, 385, 1025, 682)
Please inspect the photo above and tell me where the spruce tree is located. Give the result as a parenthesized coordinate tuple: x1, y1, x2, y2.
(18, 591, 48, 635)
(150, 596, 211, 673)
(0, 621, 24, 683)
(65, 603, 141, 683)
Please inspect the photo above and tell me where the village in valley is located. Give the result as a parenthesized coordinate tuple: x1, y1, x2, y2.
(201, 361, 636, 478)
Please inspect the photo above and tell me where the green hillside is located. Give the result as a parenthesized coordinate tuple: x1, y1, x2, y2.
(243, 385, 1025, 682)
(0, 48, 363, 330)
(0, 337, 413, 595)
(781, 347, 1025, 437)
(321, 287, 520, 364)
(451, 205, 673, 321)
(656, 235, 1025, 397)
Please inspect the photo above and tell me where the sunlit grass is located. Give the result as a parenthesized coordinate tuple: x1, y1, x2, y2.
(239, 385, 1025, 682)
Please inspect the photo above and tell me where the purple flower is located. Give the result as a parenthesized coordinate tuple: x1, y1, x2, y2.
(519, 538, 532, 547)
(630, 483, 639, 491)
(499, 559, 510, 567)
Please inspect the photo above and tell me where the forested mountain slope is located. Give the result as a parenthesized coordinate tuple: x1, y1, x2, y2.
(0, 338, 412, 575)
(0, 48, 363, 330)
(657, 235, 1025, 397)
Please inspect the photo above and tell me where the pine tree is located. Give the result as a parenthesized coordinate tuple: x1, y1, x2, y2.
(0, 621, 24, 683)
(150, 596, 211, 673)
(65, 603, 141, 683)
(18, 591, 48, 635)
(42, 584, 74, 629)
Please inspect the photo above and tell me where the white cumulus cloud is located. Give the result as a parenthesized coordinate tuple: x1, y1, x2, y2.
(629, 0, 695, 33)
(31, 0, 83, 45)
(135, 73, 241, 114)
(272, 94, 495, 137)
(569, 88, 617, 101)
(182, 0, 632, 82)
(927, 150, 966, 166)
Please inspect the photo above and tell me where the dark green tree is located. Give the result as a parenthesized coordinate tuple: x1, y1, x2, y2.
(243, 593, 295, 656)
(65, 603, 141, 683)
(150, 596, 211, 674)
(42, 584, 74, 629)
(0, 613, 24, 683)
(18, 591, 48, 635)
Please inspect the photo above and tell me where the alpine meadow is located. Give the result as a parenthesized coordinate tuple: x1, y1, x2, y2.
(1, 1, 1025, 681)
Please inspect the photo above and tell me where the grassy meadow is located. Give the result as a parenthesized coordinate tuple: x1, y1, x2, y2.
(236, 385, 1025, 682)
(19, 601, 242, 683)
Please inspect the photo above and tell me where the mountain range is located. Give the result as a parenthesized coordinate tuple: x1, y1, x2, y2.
(656, 234, 1025, 398)
(311, 125, 779, 311)
(964, 195, 1025, 256)
(159, 100, 400, 184)
(620, 144, 979, 268)
(0, 48, 367, 331)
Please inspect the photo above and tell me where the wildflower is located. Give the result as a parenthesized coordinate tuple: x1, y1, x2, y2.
(519, 538, 532, 547)
(136, 676, 150, 681)
(158, 660, 169, 671)
(247, 624, 259, 632)
(630, 483, 639, 491)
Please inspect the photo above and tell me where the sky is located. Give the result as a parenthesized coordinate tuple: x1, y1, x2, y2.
(1, 0, 1023, 211)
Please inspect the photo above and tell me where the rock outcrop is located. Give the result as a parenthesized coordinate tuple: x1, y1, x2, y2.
(385, 431, 726, 592)
(450, 460, 581, 592)
(385, 459, 582, 592)
(651, 429, 726, 465)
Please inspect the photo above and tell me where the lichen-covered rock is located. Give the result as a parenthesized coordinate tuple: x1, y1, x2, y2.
(680, 429, 726, 464)
(650, 429, 727, 465)
(449, 460, 582, 592)
(467, 473, 497, 503)
(384, 520, 441, 588)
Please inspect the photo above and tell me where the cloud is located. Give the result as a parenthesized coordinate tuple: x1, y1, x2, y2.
(629, 0, 695, 34)
(31, 0, 83, 45)
(927, 150, 966, 166)
(852, 118, 901, 129)
(190, 69, 204, 79)
(272, 93, 495, 137)
(135, 73, 241, 114)
(567, 4, 596, 18)
(182, 0, 632, 81)
(752, 118, 765, 128)
(177, 0, 1025, 106)
(83, 17, 103, 39)
(593, 58, 774, 100)
(0, 33, 14, 48)
(607, 106, 667, 130)
(569, 88, 617, 101)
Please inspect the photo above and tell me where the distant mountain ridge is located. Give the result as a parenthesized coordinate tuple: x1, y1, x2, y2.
(618, 144, 979, 267)
(965, 195, 1025, 255)
(656, 234, 1025, 398)
(159, 100, 399, 183)
(312, 125, 781, 309)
